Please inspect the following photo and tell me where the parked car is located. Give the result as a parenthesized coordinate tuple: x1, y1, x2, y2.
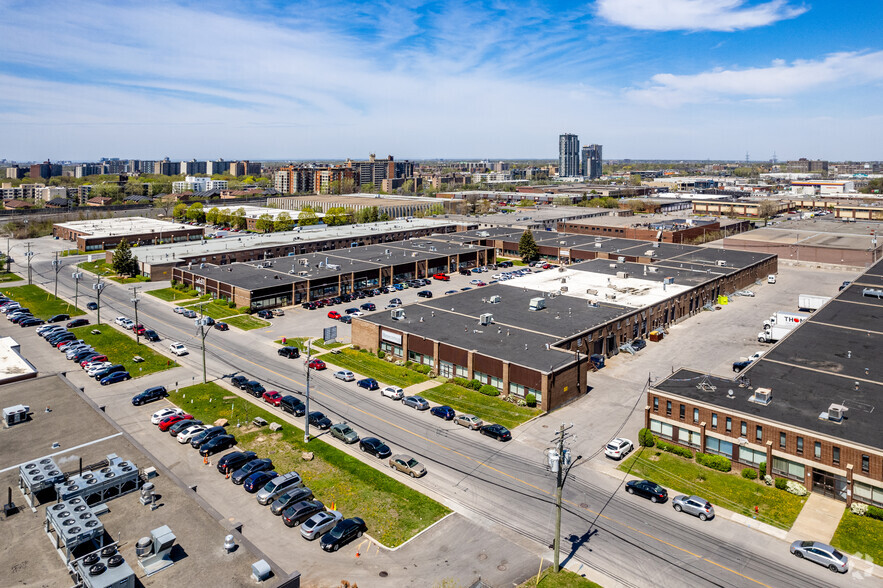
(278, 346, 300, 359)
(151, 407, 184, 425)
(280, 395, 306, 416)
(479, 424, 511, 441)
(339, 315, 352, 324)
(359, 437, 391, 459)
(327, 310, 342, 320)
(380, 386, 404, 400)
(231, 375, 249, 389)
(132, 324, 146, 335)
(454, 414, 483, 430)
(214, 322, 229, 331)
(217, 451, 257, 474)
(48, 314, 70, 323)
(320, 517, 366, 552)
(630, 339, 647, 351)
(66, 346, 94, 360)
(86, 302, 99, 310)
(244, 471, 278, 493)
(356, 378, 379, 391)
(334, 370, 355, 382)
(200, 434, 237, 456)
(100, 371, 131, 385)
(256, 471, 303, 505)
(624, 479, 668, 503)
(330, 423, 359, 444)
(734, 290, 755, 297)
(389, 454, 426, 478)
(191, 425, 227, 448)
(344, 308, 362, 316)
(244, 381, 266, 397)
(430, 405, 455, 420)
(182, 309, 197, 318)
(270, 486, 314, 515)
(177, 425, 208, 444)
(282, 499, 325, 528)
(789, 540, 848, 573)
(19, 317, 45, 327)
(308, 411, 332, 430)
(432, 273, 449, 281)
(169, 342, 188, 356)
(360, 303, 376, 311)
(86, 362, 114, 377)
(605, 438, 634, 460)
(402, 395, 429, 410)
(132, 386, 168, 406)
(387, 298, 402, 308)
(158, 413, 193, 432)
(301, 510, 343, 541)
(81, 354, 108, 367)
(417, 290, 432, 298)
(144, 330, 161, 341)
(256, 310, 273, 319)
(168, 419, 204, 436)
(672, 495, 715, 521)
(173, 307, 186, 314)
(231, 458, 273, 485)
(307, 358, 326, 370)
(839, 281, 851, 291)
(113, 316, 131, 327)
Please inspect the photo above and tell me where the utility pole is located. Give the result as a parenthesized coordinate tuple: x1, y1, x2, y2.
(549, 423, 582, 573)
(93, 277, 105, 325)
(52, 252, 62, 298)
(25, 242, 34, 285)
(72, 271, 83, 310)
(304, 340, 312, 443)
(130, 285, 141, 344)
(194, 301, 210, 384)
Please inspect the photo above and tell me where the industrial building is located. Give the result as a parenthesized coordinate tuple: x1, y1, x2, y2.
(691, 198, 790, 217)
(266, 194, 456, 218)
(352, 228, 777, 411)
(648, 259, 883, 508)
(558, 215, 751, 244)
(53, 217, 204, 252)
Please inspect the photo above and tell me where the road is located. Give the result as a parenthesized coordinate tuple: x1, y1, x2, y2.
(14, 238, 874, 588)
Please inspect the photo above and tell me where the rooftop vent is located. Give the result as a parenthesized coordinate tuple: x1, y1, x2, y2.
(716, 260, 727, 267)
(748, 387, 772, 406)
(488, 295, 501, 304)
(862, 288, 883, 299)
(479, 313, 493, 326)
(820, 403, 848, 423)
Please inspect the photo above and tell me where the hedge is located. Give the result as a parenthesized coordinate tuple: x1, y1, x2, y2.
(479, 384, 501, 396)
(741, 468, 757, 480)
(696, 453, 731, 472)
(525, 393, 537, 407)
(655, 438, 693, 459)
(868, 505, 883, 521)
(638, 428, 655, 448)
(759, 461, 766, 478)
(775, 478, 787, 490)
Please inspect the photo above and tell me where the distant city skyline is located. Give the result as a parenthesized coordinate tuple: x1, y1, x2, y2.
(1, 1, 881, 161)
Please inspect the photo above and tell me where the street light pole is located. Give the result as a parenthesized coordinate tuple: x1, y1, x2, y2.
(550, 423, 582, 574)
(304, 340, 312, 443)
(93, 278, 105, 325)
(25, 242, 34, 285)
(72, 272, 83, 309)
(130, 285, 141, 344)
(52, 252, 62, 298)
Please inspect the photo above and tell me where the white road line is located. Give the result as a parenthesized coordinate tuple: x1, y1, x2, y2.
(0, 432, 123, 474)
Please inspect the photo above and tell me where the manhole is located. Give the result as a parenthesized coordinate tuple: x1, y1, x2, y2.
(478, 553, 488, 561)
(497, 564, 508, 571)
(542, 424, 548, 428)
(579, 502, 589, 509)
(379, 571, 388, 578)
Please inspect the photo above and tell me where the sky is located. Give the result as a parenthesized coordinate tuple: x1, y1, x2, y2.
(1, 0, 881, 161)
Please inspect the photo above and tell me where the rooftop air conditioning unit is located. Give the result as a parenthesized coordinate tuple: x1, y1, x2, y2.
(605, 292, 617, 300)
(390, 308, 405, 320)
(595, 243, 602, 248)
(616, 271, 629, 279)
(488, 295, 501, 304)
(617, 256, 626, 262)
(826, 403, 848, 422)
(750, 387, 772, 405)
(479, 313, 493, 326)
(716, 260, 727, 267)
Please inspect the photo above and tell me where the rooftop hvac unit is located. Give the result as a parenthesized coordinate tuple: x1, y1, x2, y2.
(57, 454, 139, 505)
(3, 404, 31, 428)
(479, 313, 493, 326)
(46, 497, 105, 560)
(19, 456, 63, 495)
(326, 264, 341, 270)
(862, 287, 883, 299)
(529, 297, 546, 311)
(488, 295, 501, 304)
(594, 243, 602, 248)
(609, 263, 617, 268)
(605, 292, 617, 300)
(298, 271, 309, 276)
(644, 251, 655, 256)
(616, 271, 629, 279)
(823, 403, 848, 423)
(390, 308, 405, 320)
(716, 260, 727, 267)
(136, 525, 177, 576)
(617, 256, 626, 262)
(73, 544, 135, 588)
(749, 387, 772, 405)
(648, 266, 658, 273)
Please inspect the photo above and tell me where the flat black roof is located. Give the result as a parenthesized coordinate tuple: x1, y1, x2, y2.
(184, 262, 305, 288)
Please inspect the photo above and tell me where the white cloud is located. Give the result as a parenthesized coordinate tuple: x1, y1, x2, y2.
(595, 0, 808, 32)
(626, 51, 883, 107)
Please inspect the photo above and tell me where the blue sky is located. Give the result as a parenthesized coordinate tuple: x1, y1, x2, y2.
(1, 0, 881, 161)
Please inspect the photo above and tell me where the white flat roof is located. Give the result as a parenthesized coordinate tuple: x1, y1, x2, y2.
(54, 217, 194, 238)
(206, 205, 325, 219)
(0, 336, 37, 383)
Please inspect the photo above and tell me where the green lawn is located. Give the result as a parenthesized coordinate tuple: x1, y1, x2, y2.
(831, 509, 883, 564)
(110, 274, 150, 284)
(146, 287, 198, 302)
(70, 325, 178, 377)
(312, 339, 345, 350)
(182, 299, 238, 319)
(518, 567, 603, 588)
(1, 284, 84, 319)
(324, 349, 429, 388)
(225, 314, 271, 330)
(169, 383, 450, 547)
(421, 383, 541, 430)
(60, 249, 91, 257)
(0, 272, 23, 283)
(273, 337, 310, 349)
(619, 450, 807, 529)
(77, 259, 110, 275)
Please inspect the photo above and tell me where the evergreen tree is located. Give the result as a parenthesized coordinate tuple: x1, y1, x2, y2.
(112, 239, 137, 276)
(519, 230, 539, 262)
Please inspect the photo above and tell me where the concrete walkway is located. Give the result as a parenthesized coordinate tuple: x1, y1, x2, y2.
(403, 378, 443, 394)
(786, 492, 845, 543)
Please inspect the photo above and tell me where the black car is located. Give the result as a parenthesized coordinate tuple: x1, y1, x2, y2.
(280, 395, 306, 416)
(190, 425, 227, 448)
(199, 434, 237, 456)
(625, 479, 668, 503)
(255, 310, 273, 319)
(430, 405, 455, 420)
(231, 458, 274, 484)
(71, 349, 98, 362)
(243, 471, 277, 493)
(169, 419, 204, 436)
(320, 517, 366, 552)
(11, 313, 34, 324)
(359, 437, 391, 459)
(270, 486, 314, 515)
(214, 322, 229, 331)
(244, 381, 265, 397)
(217, 450, 258, 474)
(86, 302, 98, 310)
(339, 315, 352, 324)
(459, 268, 471, 275)
(48, 333, 75, 345)
(282, 499, 325, 527)
(417, 290, 433, 298)
(231, 375, 249, 389)
(144, 330, 161, 342)
(132, 385, 168, 406)
(308, 411, 332, 430)
(360, 303, 375, 311)
(48, 314, 70, 323)
(93, 364, 126, 380)
(278, 346, 300, 359)
(631, 339, 647, 352)
(19, 317, 45, 327)
(479, 424, 511, 442)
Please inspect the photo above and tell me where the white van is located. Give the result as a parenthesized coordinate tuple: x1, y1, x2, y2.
(767, 274, 777, 284)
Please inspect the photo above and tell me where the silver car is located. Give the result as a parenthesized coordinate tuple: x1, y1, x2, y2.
(454, 414, 483, 430)
(789, 540, 848, 573)
(402, 395, 429, 410)
(256, 471, 303, 505)
(671, 495, 715, 521)
(270, 486, 313, 515)
(334, 370, 355, 382)
(300, 510, 343, 540)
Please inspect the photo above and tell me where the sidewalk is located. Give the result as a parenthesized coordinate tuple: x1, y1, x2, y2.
(786, 492, 844, 543)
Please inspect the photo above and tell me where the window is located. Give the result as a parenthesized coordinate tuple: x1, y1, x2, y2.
(738, 446, 766, 466)
(862, 455, 870, 473)
(509, 382, 541, 403)
(693, 408, 699, 423)
(772, 456, 805, 481)
(705, 436, 733, 458)
(779, 432, 786, 449)
(679, 404, 685, 420)
(853, 481, 883, 508)
(678, 429, 701, 448)
(740, 421, 747, 437)
(796, 436, 804, 454)
(649, 419, 673, 440)
(755, 425, 763, 442)
(725, 417, 732, 433)
(814, 441, 822, 460)
(711, 413, 718, 429)
(666, 401, 672, 416)
(380, 342, 403, 357)
(653, 397, 659, 412)
(832, 446, 840, 466)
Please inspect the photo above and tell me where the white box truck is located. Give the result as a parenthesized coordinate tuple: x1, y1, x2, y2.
(758, 325, 793, 343)
(763, 311, 809, 330)
(798, 294, 831, 312)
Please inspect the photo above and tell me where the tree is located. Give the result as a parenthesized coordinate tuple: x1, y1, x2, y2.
(111, 239, 139, 277)
(402, 179, 414, 194)
(519, 230, 539, 262)
(172, 202, 187, 219)
(298, 207, 319, 226)
(205, 207, 219, 225)
(217, 208, 232, 227)
(360, 182, 376, 193)
(274, 212, 294, 232)
(186, 202, 204, 223)
(757, 200, 780, 219)
(324, 206, 351, 226)
(629, 174, 643, 186)
(255, 213, 274, 233)
(231, 207, 247, 230)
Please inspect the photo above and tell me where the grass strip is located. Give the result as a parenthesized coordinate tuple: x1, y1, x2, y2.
(0, 272, 23, 283)
(517, 567, 603, 588)
(225, 314, 271, 330)
(145, 288, 199, 302)
(831, 509, 883, 564)
(420, 383, 540, 430)
(324, 349, 429, 388)
(2, 284, 84, 318)
(170, 382, 450, 547)
(70, 324, 178, 377)
(182, 300, 238, 319)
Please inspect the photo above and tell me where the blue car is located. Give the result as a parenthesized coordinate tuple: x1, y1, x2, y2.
(100, 371, 131, 385)
(357, 378, 379, 391)
(243, 470, 278, 493)
(430, 405, 455, 420)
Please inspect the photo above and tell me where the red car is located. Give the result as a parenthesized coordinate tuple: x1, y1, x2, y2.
(133, 324, 146, 335)
(262, 391, 283, 406)
(432, 273, 450, 281)
(158, 413, 193, 432)
(327, 311, 341, 320)
(80, 354, 108, 367)
(307, 358, 326, 370)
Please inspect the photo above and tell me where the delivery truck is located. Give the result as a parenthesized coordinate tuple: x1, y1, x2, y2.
(758, 325, 794, 343)
(763, 311, 810, 331)
(797, 294, 830, 312)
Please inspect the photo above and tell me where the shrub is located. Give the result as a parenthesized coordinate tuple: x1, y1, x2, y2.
(759, 461, 766, 478)
(413, 364, 431, 374)
(188, 289, 199, 297)
(867, 505, 883, 521)
(638, 428, 655, 448)
(479, 385, 500, 396)
(377, 350, 386, 359)
(525, 393, 537, 407)
(237, 307, 251, 314)
(775, 478, 788, 490)
(850, 502, 869, 516)
(785, 481, 807, 496)
(696, 453, 732, 472)
(452, 377, 470, 388)
(741, 468, 757, 480)
(228, 300, 236, 308)
(468, 379, 482, 391)
(656, 439, 672, 452)
(671, 446, 694, 459)
(170, 279, 177, 286)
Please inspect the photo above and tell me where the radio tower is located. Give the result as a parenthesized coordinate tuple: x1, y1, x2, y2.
(745, 151, 750, 164)
(771, 151, 778, 164)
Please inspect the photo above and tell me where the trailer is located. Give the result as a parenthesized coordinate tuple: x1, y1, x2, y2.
(797, 294, 830, 312)
(763, 311, 810, 330)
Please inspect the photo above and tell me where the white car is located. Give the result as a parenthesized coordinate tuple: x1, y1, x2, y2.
(605, 438, 634, 460)
(151, 407, 184, 425)
(169, 342, 188, 356)
(177, 425, 208, 443)
(86, 362, 113, 376)
(380, 386, 404, 400)
(334, 370, 355, 382)
(114, 316, 130, 327)
(173, 307, 186, 314)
